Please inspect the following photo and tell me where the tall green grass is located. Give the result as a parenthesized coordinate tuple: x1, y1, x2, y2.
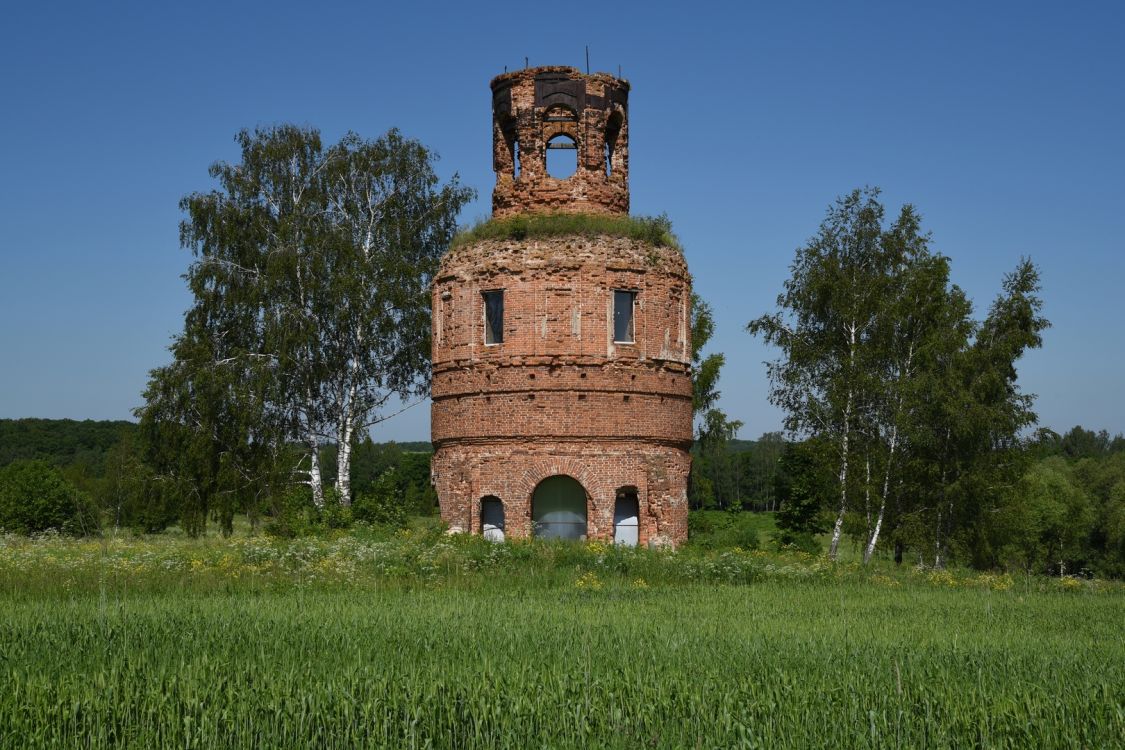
(1, 533, 1121, 748)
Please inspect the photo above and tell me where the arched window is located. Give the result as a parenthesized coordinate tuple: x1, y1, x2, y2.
(481, 496, 505, 542)
(498, 115, 520, 179)
(532, 475, 587, 540)
(613, 487, 639, 546)
(546, 134, 577, 180)
(605, 111, 623, 176)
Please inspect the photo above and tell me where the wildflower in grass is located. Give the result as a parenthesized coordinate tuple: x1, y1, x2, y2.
(632, 578, 648, 589)
(926, 570, 957, 588)
(1057, 576, 1084, 592)
(974, 573, 1014, 591)
(575, 571, 603, 591)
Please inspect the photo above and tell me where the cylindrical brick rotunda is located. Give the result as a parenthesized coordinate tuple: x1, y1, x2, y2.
(431, 66, 692, 547)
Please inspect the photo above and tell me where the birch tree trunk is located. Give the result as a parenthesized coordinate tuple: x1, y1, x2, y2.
(829, 323, 858, 560)
(934, 508, 943, 569)
(864, 456, 872, 537)
(864, 337, 913, 564)
(307, 436, 325, 508)
(828, 388, 852, 560)
(335, 385, 356, 507)
(864, 421, 896, 564)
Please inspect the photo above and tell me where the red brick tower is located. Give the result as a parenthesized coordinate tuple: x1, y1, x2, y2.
(430, 66, 691, 546)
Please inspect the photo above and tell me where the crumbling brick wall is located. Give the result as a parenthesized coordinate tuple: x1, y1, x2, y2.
(491, 66, 630, 217)
(431, 235, 692, 546)
(431, 67, 692, 546)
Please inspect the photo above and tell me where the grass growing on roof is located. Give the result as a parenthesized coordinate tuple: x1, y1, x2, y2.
(450, 212, 682, 251)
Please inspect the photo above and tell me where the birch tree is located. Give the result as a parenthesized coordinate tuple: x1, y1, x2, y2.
(318, 131, 470, 505)
(139, 125, 471, 524)
(749, 188, 891, 559)
(859, 209, 973, 563)
(910, 259, 1048, 567)
(751, 189, 1047, 565)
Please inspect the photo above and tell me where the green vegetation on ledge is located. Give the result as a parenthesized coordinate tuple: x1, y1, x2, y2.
(451, 212, 681, 251)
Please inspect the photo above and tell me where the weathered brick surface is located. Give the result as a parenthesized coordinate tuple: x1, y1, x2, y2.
(432, 441, 689, 546)
(491, 66, 630, 217)
(431, 67, 692, 546)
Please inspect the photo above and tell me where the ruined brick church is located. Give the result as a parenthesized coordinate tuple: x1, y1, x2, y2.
(430, 66, 691, 546)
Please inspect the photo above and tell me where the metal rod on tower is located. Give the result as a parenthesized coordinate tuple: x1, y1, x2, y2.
(585, 46, 590, 74)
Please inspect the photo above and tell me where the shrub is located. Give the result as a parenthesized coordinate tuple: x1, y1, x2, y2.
(687, 511, 760, 551)
(773, 530, 823, 555)
(0, 460, 98, 535)
(352, 469, 408, 529)
(265, 487, 319, 538)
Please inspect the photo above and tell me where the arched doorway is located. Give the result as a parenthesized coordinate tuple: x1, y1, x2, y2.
(532, 475, 588, 540)
(613, 488, 639, 547)
(480, 496, 505, 542)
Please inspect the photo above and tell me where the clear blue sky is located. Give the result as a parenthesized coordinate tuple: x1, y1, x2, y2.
(1, 0, 1122, 441)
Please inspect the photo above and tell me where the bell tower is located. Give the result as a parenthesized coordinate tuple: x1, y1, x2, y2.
(431, 66, 692, 547)
(491, 66, 630, 217)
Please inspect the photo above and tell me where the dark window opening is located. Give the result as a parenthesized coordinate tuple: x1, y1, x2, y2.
(546, 135, 577, 179)
(605, 113, 623, 176)
(499, 116, 520, 179)
(613, 488, 640, 547)
(481, 496, 504, 542)
(613, 290, 635, 343)
(484, 290, 504, 344)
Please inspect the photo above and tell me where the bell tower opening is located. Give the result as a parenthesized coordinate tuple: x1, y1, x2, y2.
(489, 66, 630, 217)
(546, 134, 577, 179)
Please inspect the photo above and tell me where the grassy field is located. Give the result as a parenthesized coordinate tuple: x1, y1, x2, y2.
(1, 529, 1122, 748)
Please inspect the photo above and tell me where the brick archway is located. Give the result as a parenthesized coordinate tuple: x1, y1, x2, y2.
(513, 458, 609, 523)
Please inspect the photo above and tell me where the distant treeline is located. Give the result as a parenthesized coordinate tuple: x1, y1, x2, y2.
(0, 419, 136, 476)
(691, 425, 1125, 577)
(690, 433, 787, 512)
(692, 428, 1125, 513)
(3, 419, 1124, 578)
(0, 419, 434, 535)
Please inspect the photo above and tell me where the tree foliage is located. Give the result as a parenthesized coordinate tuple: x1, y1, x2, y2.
(687, 292, 744, 510)
(773, 439, 834, 549)
(137, 125, 471, 533)
(0, 419, 135, 474)
(690, 293, 724, 416)
(0, 460, 98, 535)
(750, 188, 1049, 565)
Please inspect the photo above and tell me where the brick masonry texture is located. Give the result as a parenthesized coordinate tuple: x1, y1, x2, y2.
(431, 67, 692, 546)
(491, 66, 630, 218)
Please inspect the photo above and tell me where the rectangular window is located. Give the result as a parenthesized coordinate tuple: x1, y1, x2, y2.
(483, 290, 504, 344)
(613, 290, 635, 343)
